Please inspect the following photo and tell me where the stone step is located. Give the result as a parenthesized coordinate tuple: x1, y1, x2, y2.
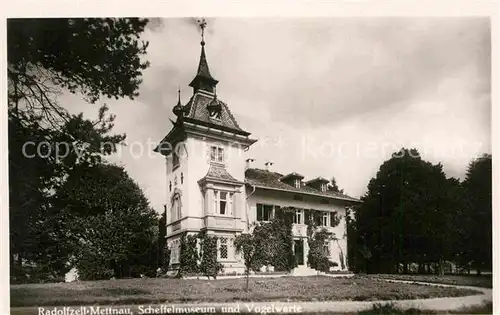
(292, 266, 321, 276)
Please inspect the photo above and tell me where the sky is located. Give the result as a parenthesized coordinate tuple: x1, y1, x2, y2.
(60, 17, 491, 213)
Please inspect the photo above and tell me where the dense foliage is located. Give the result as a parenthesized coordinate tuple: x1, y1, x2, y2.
(198, 232, 224, 279)
(456, 154, 492, 273)
(56, 164, 158, 280)
(178, 233, 200, 277)
(8, 18, 151, 282)
(267, 207, 297, 272)
(306, 212, 340, 272)
(349, 149, 492, 275)
(8, 18, 149, 108)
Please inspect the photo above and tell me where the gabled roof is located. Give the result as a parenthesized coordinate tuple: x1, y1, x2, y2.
(280, 172, 305, 181)
(183, 91, 249, 136)
(305, 177, 330, 184)
(199, 164, 244, 185)
(245, 168, 361, 203)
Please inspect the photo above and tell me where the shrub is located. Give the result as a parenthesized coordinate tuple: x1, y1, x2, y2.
(358, 303, 427, 315)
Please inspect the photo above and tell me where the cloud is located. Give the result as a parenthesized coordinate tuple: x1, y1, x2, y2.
(55, 17, 491, 211)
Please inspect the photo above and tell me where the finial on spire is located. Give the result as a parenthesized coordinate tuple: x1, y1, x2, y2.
(173, 87, 184, 117)
(189, 18, 218, 94)
(197, 18, 207, 46)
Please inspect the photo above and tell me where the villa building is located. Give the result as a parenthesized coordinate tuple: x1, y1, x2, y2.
(155, 28, 361, 274)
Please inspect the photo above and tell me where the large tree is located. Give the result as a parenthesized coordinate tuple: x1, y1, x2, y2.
(56, 164, 158, 280)
(354, 148, 458, 274)
(459, 154, 492, 274)
(8, 18, 150, 282)
(327, 177, 344, 194)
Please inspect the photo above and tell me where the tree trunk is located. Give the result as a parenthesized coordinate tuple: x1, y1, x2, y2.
(418, 263, 424, 274)
(245, 268, 250, 291)
(438, 258, 445, 276)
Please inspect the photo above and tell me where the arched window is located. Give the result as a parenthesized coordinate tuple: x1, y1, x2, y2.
(171, 193, 182, 222)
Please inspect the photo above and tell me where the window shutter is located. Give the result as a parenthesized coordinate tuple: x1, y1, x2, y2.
(274, 205, 281, 219)
(229, 193, 233, 215)
(304, 209, 310, 225)
(210, 146, 216, 162)
(257, 204, 263, 221)
(314, 211, 321, 226)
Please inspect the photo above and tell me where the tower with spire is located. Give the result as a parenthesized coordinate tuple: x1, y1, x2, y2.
(188, 20, 218, 94)
(155, 19, 257, 273)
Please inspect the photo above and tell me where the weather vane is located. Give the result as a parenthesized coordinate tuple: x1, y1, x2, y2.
(197, 18, 207, 45)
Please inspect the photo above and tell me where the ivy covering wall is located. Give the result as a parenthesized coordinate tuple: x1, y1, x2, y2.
(306, 210, 341, 272)
(198, 231, 223, 279)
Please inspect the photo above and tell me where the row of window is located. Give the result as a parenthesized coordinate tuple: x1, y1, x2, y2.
(170, 236, 334, 265)
(170, 189, 234, 224)
(256, 203, 338, 227)
(169, 236, 233, 264)
(292, 180, 328, 192)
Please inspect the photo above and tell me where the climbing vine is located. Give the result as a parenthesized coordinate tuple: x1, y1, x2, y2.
(270, 207, 297, 272)
(198, 231, 223, 279)
(306, 210, 341, 272)
(178, 232, 199, 277)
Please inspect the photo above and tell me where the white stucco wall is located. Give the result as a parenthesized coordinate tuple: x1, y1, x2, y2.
(162, 132, 352, 271)
(246, 189, 349, 270)
(185, 136, 247, 219)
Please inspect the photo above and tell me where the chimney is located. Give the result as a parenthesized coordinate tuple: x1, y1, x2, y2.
(265, 161, 274, 172)
(245, 158, 255, 170)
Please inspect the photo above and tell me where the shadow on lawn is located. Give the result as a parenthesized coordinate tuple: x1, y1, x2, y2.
(358, 302, 493, 315)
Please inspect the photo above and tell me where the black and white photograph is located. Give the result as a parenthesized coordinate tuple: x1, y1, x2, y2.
(2, 3, 497, 315)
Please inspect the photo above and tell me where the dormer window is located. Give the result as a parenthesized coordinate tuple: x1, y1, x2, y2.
(280, 172, 305, 188)
(210, 146, 224, 163)
(294, 179, 301, 188)
(321, 183, 327, 192)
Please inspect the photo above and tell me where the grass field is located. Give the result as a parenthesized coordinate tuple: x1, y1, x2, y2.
(10, 275, 483, 307)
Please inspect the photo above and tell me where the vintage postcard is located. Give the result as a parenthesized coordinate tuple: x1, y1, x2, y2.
(2, 2, 497, 314)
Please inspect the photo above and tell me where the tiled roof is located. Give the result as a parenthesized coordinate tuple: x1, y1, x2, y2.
(305, 177, 329, 184)
(184, 92, 246, 134)
(188, 44, 219, 91)
(245, 168, 361, 203)
(200, 164, 243, 184)
(193, 45, 216, 82)
(280, 172, 305, 180)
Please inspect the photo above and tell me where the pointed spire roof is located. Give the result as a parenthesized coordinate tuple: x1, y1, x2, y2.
(189, 19, 218, 93)
(195, 43, 216, 81)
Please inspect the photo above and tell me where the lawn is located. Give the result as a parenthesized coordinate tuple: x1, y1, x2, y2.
(10, 275, 482, 307)
(374, 274, 493, 288)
